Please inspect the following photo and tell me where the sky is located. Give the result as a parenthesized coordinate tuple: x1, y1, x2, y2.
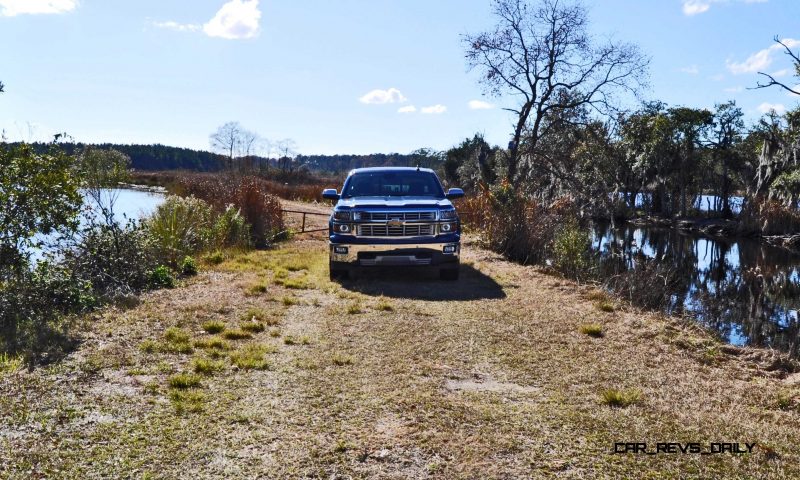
(0, 0, 798, 155)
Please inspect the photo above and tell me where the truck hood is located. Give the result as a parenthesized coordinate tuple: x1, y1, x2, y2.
(336, 196, 453, 209)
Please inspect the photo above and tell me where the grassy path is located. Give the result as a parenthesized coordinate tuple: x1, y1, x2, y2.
(1, 230, 799, 478)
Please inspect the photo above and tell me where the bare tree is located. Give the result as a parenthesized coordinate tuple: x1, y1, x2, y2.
(210, 121, 242, 166)
(464, 0, 648, 184)
(209, 121, 262, 170)
(275, 138, 297, 172)
(754, 37, 800, 96)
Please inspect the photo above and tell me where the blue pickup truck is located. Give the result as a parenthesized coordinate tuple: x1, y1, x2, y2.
(322, 167, 464, 281)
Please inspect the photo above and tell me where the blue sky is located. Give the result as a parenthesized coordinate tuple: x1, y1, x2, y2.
(0, 0, 798, 155)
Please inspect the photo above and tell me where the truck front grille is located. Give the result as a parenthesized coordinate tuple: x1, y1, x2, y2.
(359, 211, 436, 222)
(358, 224, 435, 237)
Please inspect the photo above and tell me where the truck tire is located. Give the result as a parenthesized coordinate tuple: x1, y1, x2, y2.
(439, 265, 460, 281)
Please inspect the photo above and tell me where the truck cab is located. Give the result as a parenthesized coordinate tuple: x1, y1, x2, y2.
(322, 167, 464, 280)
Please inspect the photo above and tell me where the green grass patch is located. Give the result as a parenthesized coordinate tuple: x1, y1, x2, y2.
(346, 302, 363, 315)
(192, 358, 226, 375)
(375, 298, 394, 312)
(274, 277, 310, 289)
(597, 301, 615, 313)
(168, 373, 203, 390)
(230, 344, 276, 370)
(193, 338, 232, 351)
(201, 320, 226, 334)
(281, 296, 299, 306)
(246, 282, 269, 296)
(241, 322, 265, 333)
(269, 328, 281, 338)
(600, 388, 642, 408)
(222, 329, 253, 340)
(579, 324, 604, 338)
(0, 353, 23, 375)
(169, 390, 206, 414)
(332, 353, 354, 366)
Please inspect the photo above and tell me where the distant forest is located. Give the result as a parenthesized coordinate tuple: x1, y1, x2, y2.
(20, 142, 442, 174)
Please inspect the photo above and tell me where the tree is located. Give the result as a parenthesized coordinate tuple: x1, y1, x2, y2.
(707, 102, 745, 217)
(754, 37, 800, 96)
(464, 0, 648, 185)
(0, 143, 82, 279)
(209, 122, 261, 170)
(275, 138, 297, 172)
(77, 147, 131, 226)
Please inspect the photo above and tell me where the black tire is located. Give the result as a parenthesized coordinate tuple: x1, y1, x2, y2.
(329, 261, 349, 281)
(439, 265, 460, 281)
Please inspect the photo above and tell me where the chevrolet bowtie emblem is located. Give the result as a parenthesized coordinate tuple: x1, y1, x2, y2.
(387, 219, 404, 227)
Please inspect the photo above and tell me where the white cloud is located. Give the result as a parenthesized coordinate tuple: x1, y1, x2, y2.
(710, 73, 726, 81)
(0, 0, 77, 16)
(682, 1, 710, 15)
(757, 102, 786, 114)
(682, 0, 768, 15)
(359, 88, 407, 105)
(772, 68, 792, 78)
(727, 39, 799, 74)
(153, 21, 200, 33)
(723, 86, 744, 93)
(203, 0, 261, 40)
(468, 100, 495, 110)
(397, 105, 417, 113)
(680, 65, 700, 75)
(421, 105, 447, 114)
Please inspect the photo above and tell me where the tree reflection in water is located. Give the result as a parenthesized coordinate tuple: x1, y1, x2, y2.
(592, 222, 800, 357)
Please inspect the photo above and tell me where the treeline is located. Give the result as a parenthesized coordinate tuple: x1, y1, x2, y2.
(19, 141, 444, 174)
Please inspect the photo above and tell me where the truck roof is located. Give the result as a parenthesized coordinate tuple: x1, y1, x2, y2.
(347, 166, 437, 176)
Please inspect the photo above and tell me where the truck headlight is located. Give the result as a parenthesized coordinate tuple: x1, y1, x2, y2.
(334, 224, 351, 233)
(439, 209, 457, 220)
(333, 210, 351, 221)
(440, 223, 456, 233)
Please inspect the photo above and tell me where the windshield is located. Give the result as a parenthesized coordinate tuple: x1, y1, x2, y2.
(341, 171, 445, 198)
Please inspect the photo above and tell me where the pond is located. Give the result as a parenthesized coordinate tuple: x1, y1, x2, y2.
(592, 222, 800, 357)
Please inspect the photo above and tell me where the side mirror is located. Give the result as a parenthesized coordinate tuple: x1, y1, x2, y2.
(446, 188, 464, 200)
(322, 189, 340, 201)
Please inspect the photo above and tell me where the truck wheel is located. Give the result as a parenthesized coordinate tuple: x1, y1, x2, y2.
(329, 262, 349, 281)
(439, 265, 460, 281)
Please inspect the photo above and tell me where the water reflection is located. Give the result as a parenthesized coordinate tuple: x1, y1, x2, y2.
(592, 223, 800, 356)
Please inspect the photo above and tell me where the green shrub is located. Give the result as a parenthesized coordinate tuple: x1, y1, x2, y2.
(149, 265, 176, 289)
(168, 373, 202, 389)
(201, 321, 225, 334)
(145, 195, 214, 267)
(210, 205, 251, 250)
(180, 256, 198, 276)
(552, 220, 591, 279)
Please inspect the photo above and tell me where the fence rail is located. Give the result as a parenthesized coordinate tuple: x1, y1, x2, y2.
(282, 209, 329, 234)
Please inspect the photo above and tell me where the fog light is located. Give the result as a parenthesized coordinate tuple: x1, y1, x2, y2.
(334, 246, 348, 254)
(443, 245, 457, 254)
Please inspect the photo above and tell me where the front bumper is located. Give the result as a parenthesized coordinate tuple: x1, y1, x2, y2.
(329, 241, 460, 266)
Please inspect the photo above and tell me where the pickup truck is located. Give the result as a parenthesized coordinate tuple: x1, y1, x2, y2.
(322, 167, 464, 280)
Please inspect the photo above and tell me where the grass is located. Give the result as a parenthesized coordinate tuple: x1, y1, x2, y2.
(579, 324, 604, 338)
(597, 301, 615, 312)
(201, 320, 226, 334)
(6, 241, 800, 478)
(192, 358, 226, 375)
(346, 302, 363, 315)
(229, 344, 276, 370)
(281, 296, 299, 306)
(375, 298, 394, 312)
(246, 281, 269, 296)
(222, 329, 253, 341)
(600, 388, 642, 408)
(0, 353, 23, 375)
(168, 373, 203, 390)
(240, 322, 265, 333)
(274, 277, 310, 290)
(193, 338, 232, 351)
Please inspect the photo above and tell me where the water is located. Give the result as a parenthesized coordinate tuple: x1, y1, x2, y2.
(592, 222, 800, 356)
(33, 188, 165, 260)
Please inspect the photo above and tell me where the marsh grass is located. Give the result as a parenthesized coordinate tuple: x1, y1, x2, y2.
(201, 321, 225, 334)
(0, 353, 23, 375)
(375, 298, 394, 312)
(281, 296, 299, 306)
(579, 324, 604, 338)
(346, 302, 363, 315)
(169, 390, 205, 414)
(332, 353, 354, 366)
(597, 301, 615, 313)
(246, 282, 268, 296)
(600, 388, 642, 408)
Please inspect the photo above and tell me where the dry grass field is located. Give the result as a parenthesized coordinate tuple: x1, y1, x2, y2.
(2, 204, 799, 478)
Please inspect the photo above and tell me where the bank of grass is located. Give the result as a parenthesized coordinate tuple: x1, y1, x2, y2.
(2, 240, 799, 479)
